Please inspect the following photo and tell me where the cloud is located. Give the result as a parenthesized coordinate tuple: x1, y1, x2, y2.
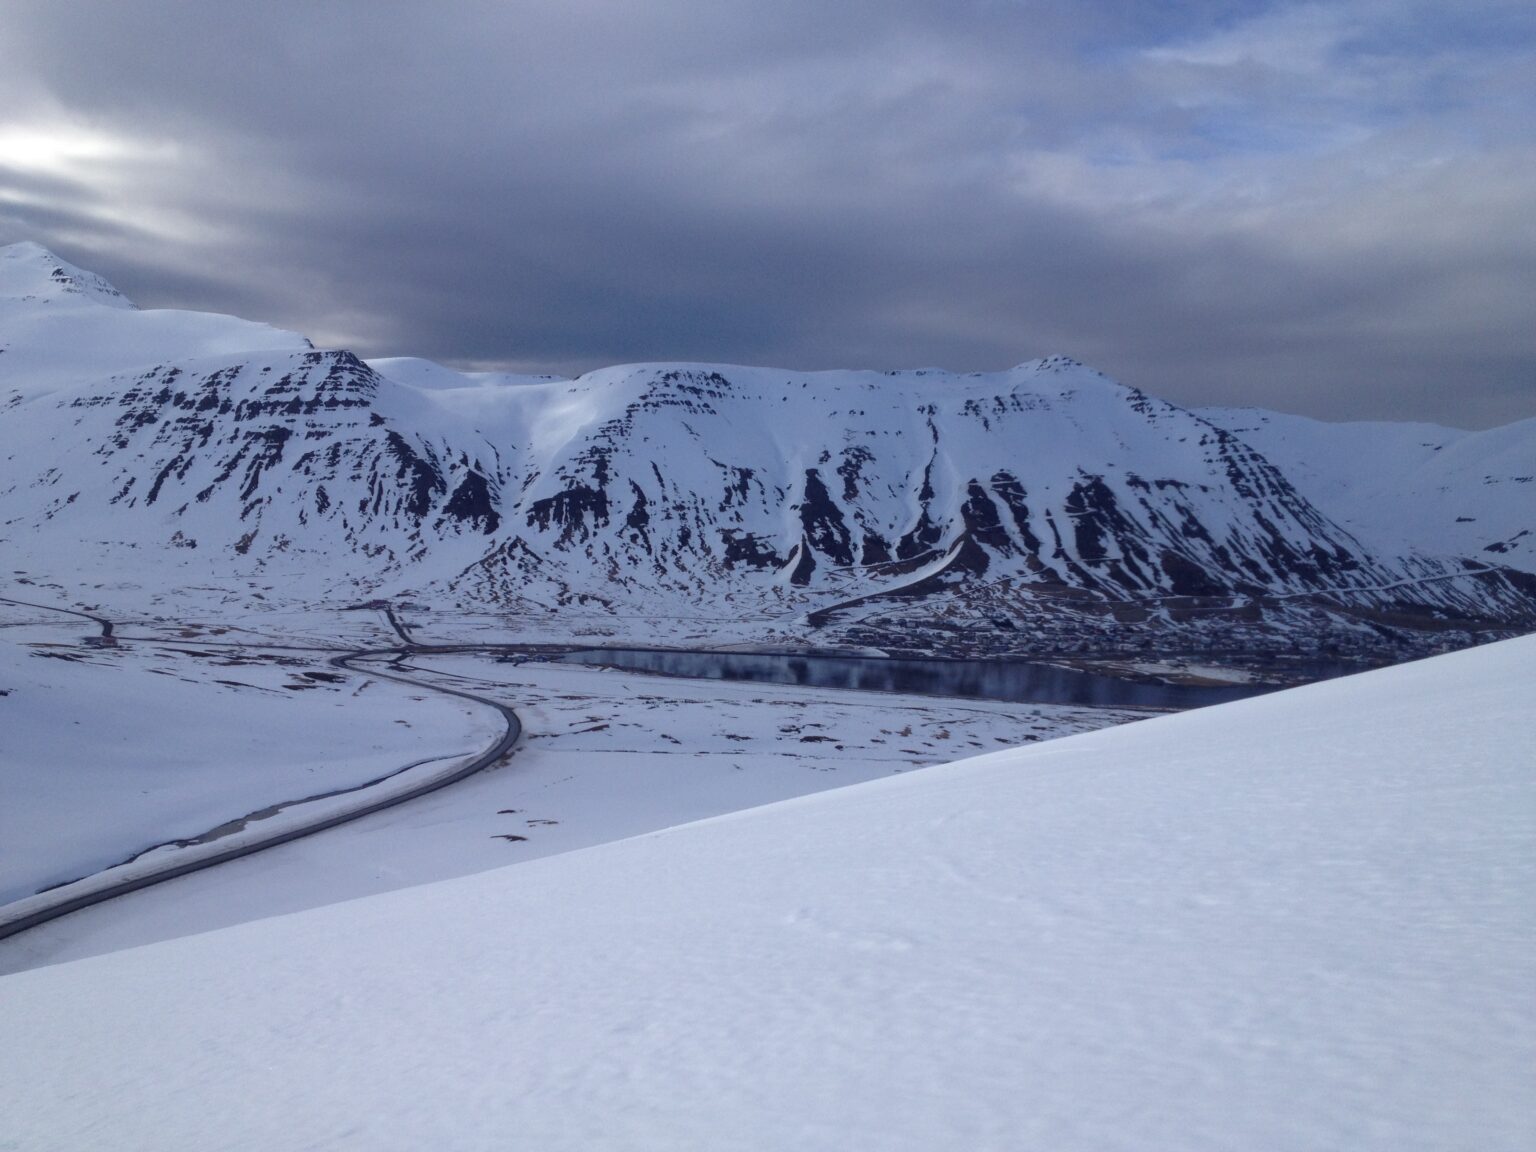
(0, 1, 1531, 426)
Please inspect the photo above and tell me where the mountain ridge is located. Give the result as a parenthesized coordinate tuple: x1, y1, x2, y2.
(3, 242, 1532, 662)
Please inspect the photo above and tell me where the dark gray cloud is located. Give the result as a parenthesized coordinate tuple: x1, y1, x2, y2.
(1, 0, 1532, 427)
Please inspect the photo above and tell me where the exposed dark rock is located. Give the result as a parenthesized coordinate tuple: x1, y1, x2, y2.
(624, 481, 651, 547)
(716, 464, 755, 510)
(989, 472, 1042, 553)
(860, 531, 892, 566)
(526, 483, 610, 543)
(721, 530, 783, 570)
(799, 469, 854, 565)
(788, 539, 817, 586)
(240, 427, 293, 502)
(897, 458, 943, 560)
(440, 471, 501, 534)
(384, 431, 444, 519)
(836, 446, 873, 502)
(961, 480, 1012, 554)
(1160, 549, 1227, 596)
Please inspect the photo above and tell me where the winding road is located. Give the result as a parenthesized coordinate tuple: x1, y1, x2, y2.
(0, 599, 523, 943)
(0, 594, 114, 640)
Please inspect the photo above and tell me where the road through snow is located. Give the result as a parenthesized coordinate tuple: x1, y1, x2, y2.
(0, 600, 522, 942)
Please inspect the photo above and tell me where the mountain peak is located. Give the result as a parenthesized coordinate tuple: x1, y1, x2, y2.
(0, 241, 136, 310)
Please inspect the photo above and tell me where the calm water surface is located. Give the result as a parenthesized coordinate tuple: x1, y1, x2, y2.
(553, 649, 1348, 710)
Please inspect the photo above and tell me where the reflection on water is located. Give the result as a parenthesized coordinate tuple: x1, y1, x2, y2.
(554, 649, 1307, 710)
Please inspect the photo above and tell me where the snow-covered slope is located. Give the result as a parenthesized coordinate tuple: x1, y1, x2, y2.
(411, 358, 1535, 655)
(3, 636, 1531, 1151)
(1200, 406, 1536, 574)
(0, 649, 1140, 972)
(0, 620, 494, 904)
(0, 241, 310, 401)
(3, 242, 1532, 658)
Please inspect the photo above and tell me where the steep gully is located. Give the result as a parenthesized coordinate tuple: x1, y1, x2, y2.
(0, 597, 521, 943)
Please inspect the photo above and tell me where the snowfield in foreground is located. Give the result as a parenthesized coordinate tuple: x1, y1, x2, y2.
(2, 637, 1533, 1151)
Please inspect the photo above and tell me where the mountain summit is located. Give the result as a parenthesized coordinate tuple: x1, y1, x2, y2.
(0, 241, 135, 309)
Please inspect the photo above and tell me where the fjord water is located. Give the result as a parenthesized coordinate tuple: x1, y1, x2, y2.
(554, 649, 1354, 709)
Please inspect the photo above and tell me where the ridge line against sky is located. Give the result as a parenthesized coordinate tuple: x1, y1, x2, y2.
(1, 1, 1533, 428)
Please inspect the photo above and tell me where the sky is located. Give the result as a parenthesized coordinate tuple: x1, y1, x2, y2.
(1, 1, 1532, 428)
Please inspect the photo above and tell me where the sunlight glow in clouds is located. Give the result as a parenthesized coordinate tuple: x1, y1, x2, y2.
(0, 123, 177, 180)
(0, 118, 234, 253)
(0, 1, 1532, 426)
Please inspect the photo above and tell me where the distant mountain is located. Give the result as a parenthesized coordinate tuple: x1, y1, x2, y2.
(1198, 406, 1536, 575)
(3, 243, 1532, 660)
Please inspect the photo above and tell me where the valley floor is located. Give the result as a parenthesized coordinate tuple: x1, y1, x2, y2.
(0, 601, 1139, 972)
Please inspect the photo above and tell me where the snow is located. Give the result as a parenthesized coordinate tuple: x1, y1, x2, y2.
(0, 619, 498, 905)
(0, 243, 310, 402)
(0, 653, 1139, 971)
(1199, 405, 1536, 574)
(0, 242, 135, 309)
(1, 243, 1530, 1149)
(4, 242, 1531, 665)
(1, 635, 1530, 1151)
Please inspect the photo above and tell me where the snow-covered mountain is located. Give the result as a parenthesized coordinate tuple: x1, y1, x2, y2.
(3, 242, 1532, 658)
(1199, 406, 1536, 574)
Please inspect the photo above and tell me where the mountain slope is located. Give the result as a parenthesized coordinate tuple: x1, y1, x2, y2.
(0, 241, 310, 402)
(3, 635, 1531, 1151)
(2, 243, 1531, 658)
(1199, 406, 1536, 574)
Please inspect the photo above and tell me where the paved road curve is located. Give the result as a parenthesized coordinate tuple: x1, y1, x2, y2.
(0, 603, 522, 943)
